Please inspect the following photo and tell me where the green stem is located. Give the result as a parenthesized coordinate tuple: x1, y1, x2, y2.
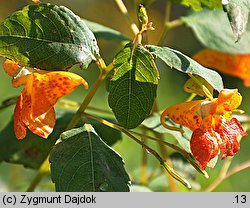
(158, 1, 171, 46)
(205, 160, 250, 192)
(114, 0, 139, 35)
(186, 93, 197, 102)
(156, 136, 178, 191)
(66, 74, 106, 130)
(188, 73, 213, 100)
(26, 156, 50, 192)
(83, 112, 192, 189)
(65, 58, 113, 130)
(26, 58, 113, 192)
(158, 1, 183, 46)
(56, 99, 113, 115)
(205, 135, 245, 192)
(131, 128, 208, 178)
(140, 131, 148, 185)
(0, 96, 19, 110)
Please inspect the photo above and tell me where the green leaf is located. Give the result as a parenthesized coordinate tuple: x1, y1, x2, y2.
(0, 3, 99, 70)
(50, 125, 130, 192)
(147, 45, 224, 92)
(142, 114, 192, 153)
(112, 43, 159, 85)
(201, 0, 222, 9)
(83, 20, 130, 41)
(107, 43, 158, 129)
(0, 110, 73, 169)
(180, 0, 203, 10)
(182, 9, 250, 54)
(108, 67, 157, 129)
(171, 0, 222, 11)
(222, 0, 250, 42)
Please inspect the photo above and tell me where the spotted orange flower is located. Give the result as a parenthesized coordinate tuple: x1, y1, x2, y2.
(3, 59, 88, 139)
(193, 49, 250, 87)
(161, 89, 247, 169)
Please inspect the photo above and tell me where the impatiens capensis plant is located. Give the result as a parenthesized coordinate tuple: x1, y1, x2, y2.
(0, 0, 250, 192)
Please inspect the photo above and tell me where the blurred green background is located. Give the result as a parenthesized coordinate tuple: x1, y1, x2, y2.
(0, 0, 249, 192)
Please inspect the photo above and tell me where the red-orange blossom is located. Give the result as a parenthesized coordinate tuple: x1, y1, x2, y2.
(3, 59, 88, 139)
(161, 89, 247, 169)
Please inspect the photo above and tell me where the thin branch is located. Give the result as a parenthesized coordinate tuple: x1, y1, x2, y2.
(0, 96, 19, 110)
(158, 1, 184, 46)
(205, 160, 250, 192)
(140, 131, 149, 185)
(56, 99, 113, 115)
(155, 132, 178, 192)
(114, 0, 139, 35)
(83, 112, 192, 189)
(130, 129, 208, 178)
(26, 156, 50, 192)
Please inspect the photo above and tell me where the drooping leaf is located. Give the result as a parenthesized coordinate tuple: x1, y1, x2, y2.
(83, 20, 130, 41)
(142, 114, 192, 153)
(112, 43, 159, 85)
(147, 45, 224, 92)
(0, 110, 73, 169)
(182, 9, 250, 54)
(223, 0, 250, 42)
(0, 3, 99, 70)
(50, 125, 130, 192)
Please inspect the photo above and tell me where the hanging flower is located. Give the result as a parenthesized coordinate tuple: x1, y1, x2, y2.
(3, 59, 88, 139)
(161, 89, 247, 169)
(193, 49, 250, 87)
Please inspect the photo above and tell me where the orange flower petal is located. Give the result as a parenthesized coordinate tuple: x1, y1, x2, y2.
(190, 127, 219, 170)
(25, 108, 56, 139)
(14, 90, 56, 139)
(30, 71, 88, 118)
(3, 59, 20, 77)
(4, 60, 89, 139)
(14, 95, 27, 139)
(12, 70, 88, 118)
(161, 100, 203, 131)
(193, 49, 250, 87)
(216, 118, 247, 159)
(215, 89, 242, 113)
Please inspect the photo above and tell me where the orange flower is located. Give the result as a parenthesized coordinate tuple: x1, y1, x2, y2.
(161, 89, 247, 169)
(193, 49, 250, 87)
(3, 59, 88, 139)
